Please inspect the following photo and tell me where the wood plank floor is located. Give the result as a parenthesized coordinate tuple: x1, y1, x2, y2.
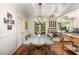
(13, 45, 29, 55)
(12, 43, 77, 55)
(51, 43, 77, 55)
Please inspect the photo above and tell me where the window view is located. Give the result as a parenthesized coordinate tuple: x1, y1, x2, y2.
(34, 20, 46, 34)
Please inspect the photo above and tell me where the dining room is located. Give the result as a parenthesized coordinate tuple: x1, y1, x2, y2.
(1, 3, 79, 55)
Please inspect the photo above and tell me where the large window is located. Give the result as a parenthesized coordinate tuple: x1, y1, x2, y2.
(34, 21, 46, 34)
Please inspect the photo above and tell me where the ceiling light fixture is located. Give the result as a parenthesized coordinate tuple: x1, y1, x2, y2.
(39, 3, 41, 18)
(35, 3, 46, 23)
(35, 3, 42, 23)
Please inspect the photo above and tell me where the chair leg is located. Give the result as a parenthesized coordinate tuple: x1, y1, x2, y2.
(73, 45, 78, 52)
(75, 46, 78, 52)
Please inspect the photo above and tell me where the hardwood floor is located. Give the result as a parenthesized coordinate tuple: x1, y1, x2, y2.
(52, 43, 76, 55)
(13, 45, 29, 55)
(12, 43, 77, 55)
(13, 44, 52, 55)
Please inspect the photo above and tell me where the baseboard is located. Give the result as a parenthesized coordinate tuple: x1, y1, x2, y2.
(9, 45, 23, 55)
(9, 47, 18, 55)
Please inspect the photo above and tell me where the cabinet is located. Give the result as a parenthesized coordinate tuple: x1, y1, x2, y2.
(48, 21, 57, 33)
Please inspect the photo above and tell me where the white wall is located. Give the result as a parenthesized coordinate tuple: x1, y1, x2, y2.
(63, 8, 79, 32)
(0, 4, 26, 55)
(27, 17, 34, 35)
(71, 16, 79, 28)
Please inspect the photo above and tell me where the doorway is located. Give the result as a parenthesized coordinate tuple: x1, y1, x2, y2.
(16, 17, 23, 48)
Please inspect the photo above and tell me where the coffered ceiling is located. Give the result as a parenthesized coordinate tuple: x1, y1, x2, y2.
(3, 3, 79, 19)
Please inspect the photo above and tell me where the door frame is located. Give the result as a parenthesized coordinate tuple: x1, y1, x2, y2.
(16, 17, 24, 48)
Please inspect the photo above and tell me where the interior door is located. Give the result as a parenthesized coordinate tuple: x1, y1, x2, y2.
(16, 17, 23, 48)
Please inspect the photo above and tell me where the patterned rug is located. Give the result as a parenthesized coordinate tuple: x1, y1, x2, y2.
(13, 44, 52, 55)
(26, 44, 52, 55)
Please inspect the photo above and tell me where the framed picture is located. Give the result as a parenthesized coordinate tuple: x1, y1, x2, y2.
(24, 18, 27, 29)
(7, 25, 12, 30)
(9, 20, 14, 24)
(4, 18, 9, 24)
(7, 12, 12, 19)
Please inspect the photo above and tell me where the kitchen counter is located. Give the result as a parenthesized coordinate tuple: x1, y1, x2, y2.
(62, 33, 79, 54)
(62, 33, 79, 38)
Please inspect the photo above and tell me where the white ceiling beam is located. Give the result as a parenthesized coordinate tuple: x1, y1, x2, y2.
(59, 4, 79, 17)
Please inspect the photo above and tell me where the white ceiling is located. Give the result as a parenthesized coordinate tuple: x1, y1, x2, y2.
(15, 3, 79, 18)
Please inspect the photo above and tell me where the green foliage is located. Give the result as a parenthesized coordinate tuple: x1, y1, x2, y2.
(58, 22, 67, 31)
(34, 21, 46, 33)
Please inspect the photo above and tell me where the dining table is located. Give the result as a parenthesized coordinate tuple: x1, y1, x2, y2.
(24, 34, 54, 45)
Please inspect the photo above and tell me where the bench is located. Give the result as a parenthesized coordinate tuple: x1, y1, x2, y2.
(25, 34, 31, 40)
